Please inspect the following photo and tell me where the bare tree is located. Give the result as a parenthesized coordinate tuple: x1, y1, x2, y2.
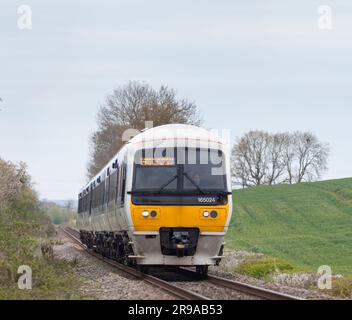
(281, 133, 296, 184)
(265, 133, 287, 185)
(87, 81, 202, 178)
(231, 131, 270, 187)
(231, 155, 247, 188)
(231, 131, 329, 187)
(293, 132, 330, 183)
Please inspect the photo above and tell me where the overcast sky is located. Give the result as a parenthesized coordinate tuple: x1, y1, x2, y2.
(1, 1, 351, 200)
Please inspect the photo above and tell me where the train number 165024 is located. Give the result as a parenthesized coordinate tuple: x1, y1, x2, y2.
(198, 197, 217, 203)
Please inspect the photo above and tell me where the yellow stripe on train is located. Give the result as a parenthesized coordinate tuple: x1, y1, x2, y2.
(130, 202, 229, 232)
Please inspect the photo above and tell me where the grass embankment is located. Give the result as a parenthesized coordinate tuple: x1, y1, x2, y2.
(227, 178, 352, 276)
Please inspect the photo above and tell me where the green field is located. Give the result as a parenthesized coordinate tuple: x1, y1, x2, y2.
(227, 178, 352, 276)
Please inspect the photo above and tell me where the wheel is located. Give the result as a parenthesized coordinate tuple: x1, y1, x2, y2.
(196, 265, 208, 278)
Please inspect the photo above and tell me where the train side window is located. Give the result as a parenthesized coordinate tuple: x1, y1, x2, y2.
(93, 186, 97, 210)
(109, 170, 117, 204)
(89, 191, 92, 215)
(92, 188, 95, 209)
(96, 184, 101, 209)
(106, 175, 110, 204)
(78, 197, 82, 213)
(85, 194, 88, 212)
(82, 195, 85, 213)
(115, 167, 121, 203)
(96, 184, 101, 208)
(121, 163, 127, 205)
(101, 179, 106, 208)
(116, 165, 122, 205)
(105, 176, 109, 205)
(95, 187, 98, 209)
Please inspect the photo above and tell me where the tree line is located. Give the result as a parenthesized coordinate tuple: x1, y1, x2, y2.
(231, 130, 329, 187)
(87, 81, 329, 186)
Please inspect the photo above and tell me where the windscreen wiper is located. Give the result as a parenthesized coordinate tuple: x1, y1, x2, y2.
(128, 174, 179, 195)
(157, 174, 178, 193)
(182, 172, 205, 194)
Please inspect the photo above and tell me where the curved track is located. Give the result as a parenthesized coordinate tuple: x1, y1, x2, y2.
(61, 227, 209, 300)
(62, 227, 303, 300)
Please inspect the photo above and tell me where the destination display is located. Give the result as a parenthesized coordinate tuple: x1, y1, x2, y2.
(140, 157, 176, 166)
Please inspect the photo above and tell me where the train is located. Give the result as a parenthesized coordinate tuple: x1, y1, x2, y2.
(77, 124, 232, 276)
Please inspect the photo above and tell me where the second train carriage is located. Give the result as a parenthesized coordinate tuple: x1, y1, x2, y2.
(77, 124, 232, 275)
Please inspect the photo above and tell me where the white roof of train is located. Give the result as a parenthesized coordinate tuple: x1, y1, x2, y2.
(79, 124, 227, 193)
(129, 124, 226, 145)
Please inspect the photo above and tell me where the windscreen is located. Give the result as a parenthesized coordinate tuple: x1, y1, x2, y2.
(183, 149, 226, 191)
(134, 166, 177, 191)
(132, 147, 228, 205)
(133, 147, 226, 192)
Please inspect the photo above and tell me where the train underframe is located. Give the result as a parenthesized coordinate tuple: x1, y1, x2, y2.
(79, 228, 224, 277)
(80, 230, 133, 265)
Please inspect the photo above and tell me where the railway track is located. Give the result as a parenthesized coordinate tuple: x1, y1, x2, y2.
(61, 227, 209, 300)
(61, 227, 303, 301)
(177, 268, 303, 300)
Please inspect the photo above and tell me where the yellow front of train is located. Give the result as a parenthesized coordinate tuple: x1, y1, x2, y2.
(126, 125, 232, 273)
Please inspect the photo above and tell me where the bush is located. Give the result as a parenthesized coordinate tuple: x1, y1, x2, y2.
(0, 258, 82, 300)
(235, 256, 295, 279)
(0, 159, 82, 299)
(324, 277, 352, 298)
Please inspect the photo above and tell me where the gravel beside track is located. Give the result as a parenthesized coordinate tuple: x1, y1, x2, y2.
(55, 229, 175, 300)
(209, 268, 334, 300)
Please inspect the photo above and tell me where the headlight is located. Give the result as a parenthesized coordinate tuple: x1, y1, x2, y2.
(150, 210, 157, 218)
(203, 211, 210, 217)
(210, 210, 218, 218)
(142, 210, 149, 217)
